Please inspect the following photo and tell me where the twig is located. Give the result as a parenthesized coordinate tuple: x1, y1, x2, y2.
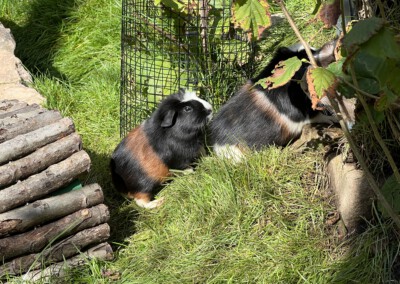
(340, 77, 400, 108)
(274, 0, 318, 68)
(339, 0, 347, 35)
(349, 66, 400, 184)
(376, 0, 387, 20)
(327, 95, 400, 231)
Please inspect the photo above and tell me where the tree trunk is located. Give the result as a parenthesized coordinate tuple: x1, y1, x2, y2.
(0, 150, 91, 213)
(0, 223, 110, 276)
(20, 242, 114, 282)
(0, 183, 104, 237)
(0, 117, 75, 165)
(0, 133, 82, 187)
(0, 110, 63, 143)
(0, 204, 109, 261)
(0, 107, 45, 127)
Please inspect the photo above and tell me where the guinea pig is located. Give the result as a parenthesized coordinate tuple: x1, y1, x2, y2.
(209, 41, 338, 161)
(110, 89, 212, 209)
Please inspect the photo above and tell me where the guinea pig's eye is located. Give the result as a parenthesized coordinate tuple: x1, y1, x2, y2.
(183, 105, 193, 113)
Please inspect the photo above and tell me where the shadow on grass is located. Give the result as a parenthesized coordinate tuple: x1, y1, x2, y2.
(0, 0, 75, 80)
(84, 150, 140, 251)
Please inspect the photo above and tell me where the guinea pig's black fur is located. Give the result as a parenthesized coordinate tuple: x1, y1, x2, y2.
(111, 89, 212, 208)
(210, 41, 338, 161)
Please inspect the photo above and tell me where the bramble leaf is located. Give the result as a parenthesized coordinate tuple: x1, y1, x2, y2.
(259, 56, 302, 89)
(232, 0, 271, 41)
(342, 17, 385, 54)
(307, 67, 336, 98)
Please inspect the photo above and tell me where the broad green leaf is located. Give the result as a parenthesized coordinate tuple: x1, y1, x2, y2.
(357, 77, 380, 94)
(156, 0, 185, 12)
(375, 88, 398, 111)
(361, 27, 400, 60)
(258, 56, 302, 89)
(308, 67, 336, 99)
(378, 174, 400, 218)
(232, 0, 271, 41)
(326, 59, 343, 77)
(342, 17, 384, 54)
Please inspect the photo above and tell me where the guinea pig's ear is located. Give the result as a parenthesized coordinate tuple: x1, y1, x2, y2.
(161, 109, 176, 127)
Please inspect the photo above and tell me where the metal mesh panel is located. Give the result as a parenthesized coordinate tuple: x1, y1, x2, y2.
(121, 0, 254, 136)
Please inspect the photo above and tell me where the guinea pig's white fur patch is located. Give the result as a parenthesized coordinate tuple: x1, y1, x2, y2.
(182, 90, 213, 120)
(213, 144, 245, 163)
(252, 89, 311, 137)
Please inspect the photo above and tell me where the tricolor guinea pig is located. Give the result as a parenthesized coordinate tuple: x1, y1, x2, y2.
(110, 89, 212, 208)
(210, 41, 338, 161)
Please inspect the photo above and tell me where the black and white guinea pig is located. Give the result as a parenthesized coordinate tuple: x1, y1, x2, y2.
(209, 40, 338, 161)
(110, 89, 212, 209)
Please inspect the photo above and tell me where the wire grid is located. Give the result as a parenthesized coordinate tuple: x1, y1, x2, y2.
(121, 0, 254, 136)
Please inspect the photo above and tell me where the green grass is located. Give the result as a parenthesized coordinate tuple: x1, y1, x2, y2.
(1, 0, 400, 283)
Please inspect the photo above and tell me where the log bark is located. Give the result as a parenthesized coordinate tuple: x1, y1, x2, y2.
(0, 104, 40, 120)
(0, 204, 109, 261)
(0, 133, 82, 187)
(0, 100, 28, 117)
(0, 100, 22, 110)
(0, 224, 110, 276)
(0, 183, 104, 237)
(0, 110, 63, 143)
(0, 150, 91, 213)
(0, 107, 44, 127)
(20, 243, 113, 282)
(0, 117, 75, 165)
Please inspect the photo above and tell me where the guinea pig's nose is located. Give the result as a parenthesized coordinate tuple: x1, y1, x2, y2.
(206, 108, 212, 115)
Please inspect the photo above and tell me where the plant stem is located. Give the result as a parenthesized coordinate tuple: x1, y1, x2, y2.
(339, 0, 347, 35)
(376, 0, 387, 20)
(349, 66, 400, 183)
(327, 95, 400, 230)
(274, 0, 318, 68)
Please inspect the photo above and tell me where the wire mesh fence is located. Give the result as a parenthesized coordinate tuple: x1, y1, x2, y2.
(120, 0, 255, 136)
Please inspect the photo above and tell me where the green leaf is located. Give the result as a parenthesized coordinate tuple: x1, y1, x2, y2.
(378, 175, 400, 218)
(308, 67, 336, 99)
(232, 0, 271, 41)
(361, 27, 400, 60)
(156, 0, 185, 12)
(375, 88, 399, 111)
(342, 17, 385, 54)
(326, 59, 345, 77)
(259, 56, 302, 89)
(357, 77, 380, 94)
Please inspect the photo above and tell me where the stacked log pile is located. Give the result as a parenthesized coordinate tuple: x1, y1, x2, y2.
(0, 100, 113, 281)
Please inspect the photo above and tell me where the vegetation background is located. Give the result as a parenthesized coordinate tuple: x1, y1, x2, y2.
(0, 0, 399, 283)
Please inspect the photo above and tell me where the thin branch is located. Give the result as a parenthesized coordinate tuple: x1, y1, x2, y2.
(274, 0, 318, 68)
(349, 66, 400, 184)
(327, 95, 400, 231)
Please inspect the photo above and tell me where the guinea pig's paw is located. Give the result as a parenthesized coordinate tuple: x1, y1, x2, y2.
(135, 196, 165, 209)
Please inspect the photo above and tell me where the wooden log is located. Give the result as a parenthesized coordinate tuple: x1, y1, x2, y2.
(0, 204, 109, 261)
(0, 100, 28, 116)
(0, 224, 110, 276)
(0, 133, 82, 187)
(20, 243, 113, 282)
(0, 151, 91, 213)
(0, 183, 103, 237)
(0, 104, 40, 120)
(0, 117, 75, 165)
(0, 107, 44, 127)
(0, 110, 63, 143)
